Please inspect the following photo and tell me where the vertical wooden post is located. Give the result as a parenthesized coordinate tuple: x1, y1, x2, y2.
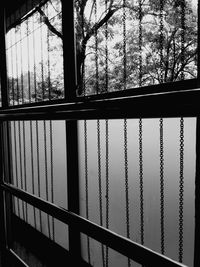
(66, 120, 81, 261)
(62, 0, 77, 102)
(62, 0, 81, 261)
(194, 116, 200, 267)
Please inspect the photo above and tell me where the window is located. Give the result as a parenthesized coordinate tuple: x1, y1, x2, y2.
(0, 1, 199, 267)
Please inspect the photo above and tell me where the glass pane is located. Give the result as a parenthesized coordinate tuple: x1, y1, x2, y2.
(78, 118, 196, 266)
(9, 120, 68, 249)
(75, 0, 198, 96)
(6, 0, 63, 105)
(12, 200, 68, 266)
(81, 233, 141, 267)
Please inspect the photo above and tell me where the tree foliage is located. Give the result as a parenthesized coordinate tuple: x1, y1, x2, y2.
(7, 0, 198, 103)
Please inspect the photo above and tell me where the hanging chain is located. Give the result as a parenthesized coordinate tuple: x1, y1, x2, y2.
(123, 0, 127, 90)
(18, 121, 26, 221)
(13, 122, 20, 216)
(19, 8, 24, 104)
(160, 118, 165, 254)
(10, 30, 15, 105)
(139, 118, 144, 246)
(22, 121, 28, 222)
(160, 0, 164, 83)
(26, 17, 31, 102)
(29, 121, 37, 228)
(32, 13, 37, 101)
(36, 121, 42, 232)
(46, 4, 51, 100)
(43, 120, 51, 239)
(84, 120, 91, 264)
(179, 117, 184, 263)
(139, 0, 142, 87)
(124, 119, 130, 267)
(181, 0, 186, 80)
(14, 24, 20, 104)
(97, 120, 105, 267)
(105, 0, 108, 93)
(105, 119, 109, 267)
(94, 0, 99, 94)
(40, 12, 45, 99)
(49, 120, 55, 241)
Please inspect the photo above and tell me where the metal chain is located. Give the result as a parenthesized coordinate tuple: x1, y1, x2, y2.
(49, 120, 55, 241)
(179, 117, 184, 263)
(97, 120, 105, 267)
(105, 0, 108, 93)
(18, 121, 26, 221)
(36, 121, 42, 232)
(159, 118, 165, 254)
(181, 0, 186, 80)
(10, 30, 15, 105)
(139, 0, 142, 87)
(124, 119, 130, 267)
(46, 4, 51, 100)
(30, 121, 37, 228)
(26, 17, 31, 102)
(105, 119, 109, 267)
(22, 121, 28, 222)
(160, 0, 164, 83)
(19, 11, 24, 104)
(43, 120, 51, 239)
(13, 121, 20, 216)
(14, 24, 19, 104)
(40, 12, 45, 100)
(94, 0, 99, 94)
(123, 0, 127, 90)
(139, 118, 144, 246)
(84, 120, 91, 264)
(32, 12, 37, 101)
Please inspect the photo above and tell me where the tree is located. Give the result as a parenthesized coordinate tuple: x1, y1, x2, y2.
(8, 0, 197, 102)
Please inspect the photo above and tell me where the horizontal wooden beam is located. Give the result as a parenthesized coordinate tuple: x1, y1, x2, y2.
(2, 182, 187, 267)
(0, 85, 199, 120)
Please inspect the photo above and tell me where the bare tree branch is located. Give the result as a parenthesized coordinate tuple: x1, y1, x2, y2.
(36, 6, 63, 40)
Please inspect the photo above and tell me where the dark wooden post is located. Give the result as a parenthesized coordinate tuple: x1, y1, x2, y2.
(62, 0, 81, 261)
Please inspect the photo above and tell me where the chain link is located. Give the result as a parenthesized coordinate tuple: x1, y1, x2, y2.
(160, 0, 164, 83)
(30, 121, 37, 227)
(43, 120, 51, 239)
(139, 0, 142, 87)
(97, 120, 105, 267)
(13, 122, 20, 216)
(49, 120, 55, 241)
(18, 121, 26, 221)
(160, 118, 165, 254)
(124, 119, 130, 267)
(105, 119, 109, 267)
(181, 0, 186, 80)
(94, 0, 99, 94)
(105, 0, 108, 93)
(123, 0, 127, 90)
(139, 118, 144, 246)
(84, 120, 91, 264)
(32, 13, 37, 101)
(179, 117, 184, 263)
(36, 121, 42, 232)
